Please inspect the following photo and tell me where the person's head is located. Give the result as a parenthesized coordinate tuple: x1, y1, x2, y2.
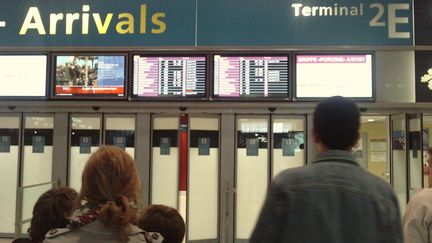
(313, 96, 360, 152)
(79, 146, 141, 234)
(138, 205, 186, 243)
(426, 147, 432, 187)
(427, 147, 432, 161)
(29, 187, 78, 242)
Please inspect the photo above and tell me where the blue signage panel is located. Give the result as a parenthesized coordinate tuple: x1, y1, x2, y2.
(32, 135, 45, 153)
(79, 136, 92, 154)
(198, 137, 210, 156)
(197, 0, 413, 46)
(282, 138, 296, 157)
(0, 0, 196, 46)
(246, 138, 259, 156)
(0, 135, 11, 153)
(113, 136, 126, 149)
(160, 137, 170, 155)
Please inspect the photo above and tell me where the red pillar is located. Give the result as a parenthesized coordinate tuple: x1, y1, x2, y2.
(179, 114, 188, 191)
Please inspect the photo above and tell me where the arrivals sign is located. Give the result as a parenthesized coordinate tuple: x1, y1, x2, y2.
(0, 0, 413, 47)
(0, 0, 195, 46)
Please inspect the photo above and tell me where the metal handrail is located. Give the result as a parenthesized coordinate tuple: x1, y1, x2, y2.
(18, 181, 54, 190)
(15, 181, 55, 238)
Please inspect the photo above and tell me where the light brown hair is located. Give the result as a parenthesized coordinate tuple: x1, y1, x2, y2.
(30, 187, 78, 242)
(80, 146, 141, 237)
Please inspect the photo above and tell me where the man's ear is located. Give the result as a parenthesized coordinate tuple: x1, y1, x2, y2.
(312, 128, 320, 144)
(351, 131, 360, 148)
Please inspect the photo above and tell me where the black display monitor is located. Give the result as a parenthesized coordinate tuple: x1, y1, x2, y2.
(294, 53, 374, 101)
(213, 54, 289, 99)
(415, 51, 432, 102)
(52, 54, 127, 99)
(131, 54, 207, 99)
(0, 54, 47, 99)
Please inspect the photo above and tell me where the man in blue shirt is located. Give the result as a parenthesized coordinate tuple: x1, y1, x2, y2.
(251, 96, 402, 243)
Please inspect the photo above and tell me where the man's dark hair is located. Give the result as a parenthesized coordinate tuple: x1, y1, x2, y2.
(313, 96, 360, 150)
(138, 205, 186, 243)
(29, 187, 78, 242)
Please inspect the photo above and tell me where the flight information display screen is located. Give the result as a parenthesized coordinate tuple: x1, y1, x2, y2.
(0, 55, 47, 98)
(295, 54, 373, 99)
(213, 55, 289, 98)
(54, 55, 126, 98)
(132, 55, 206, 98)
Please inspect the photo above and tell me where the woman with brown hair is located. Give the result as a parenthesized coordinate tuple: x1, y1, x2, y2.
(44, 146, 162, 243)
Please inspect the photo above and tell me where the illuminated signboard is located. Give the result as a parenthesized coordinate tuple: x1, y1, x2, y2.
(53, 54, 126, 99)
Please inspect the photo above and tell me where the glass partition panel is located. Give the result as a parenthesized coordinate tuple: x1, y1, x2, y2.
(188, 117, 219, 242)
(151, 116, 179, 209)
(22, 116, 54, 186)
(20, 182, 53, 229)
(272, 116, 305, 178)
(69, 115, 101, 191)
(391, 114, 407, 215)
(235, 116, 268, 242)
(104, 116, 136, 159)
(0, 116, 20, 234)
(21, 222, 30, 235)
(408, 114, 422, 199)
(360, 116, 390, 183)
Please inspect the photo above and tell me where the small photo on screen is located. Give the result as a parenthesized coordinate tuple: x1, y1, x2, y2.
(132, 55, 206, 98)
(55, 55, 125, 97)
(213, 55, 289, 98)
(0, 55, 47, 97)
(295, 54, 373, 99)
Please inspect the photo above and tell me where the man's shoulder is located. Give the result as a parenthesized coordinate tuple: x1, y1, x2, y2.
(358, 168, 396, 191)
(273, 164, 320, 187)
(274, 165, 309, 181)
(414, 188, 432, 196)
(408, 188, 432, 204)
(274, 161, 395, 195)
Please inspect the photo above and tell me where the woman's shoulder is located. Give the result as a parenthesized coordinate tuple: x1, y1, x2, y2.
(42, 228, 76, 242)
(43, 224, 163, 243)
(130, 224, 163, 243)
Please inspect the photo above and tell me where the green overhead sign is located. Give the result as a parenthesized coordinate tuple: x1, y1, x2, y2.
(0, 0, 413, 47)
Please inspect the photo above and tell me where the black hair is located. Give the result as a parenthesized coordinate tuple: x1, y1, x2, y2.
(30, 187, 78, 242)
(138, 205, 186, 243)
(313, 96, 360, 150)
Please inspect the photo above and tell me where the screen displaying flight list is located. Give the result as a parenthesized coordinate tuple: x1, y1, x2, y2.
(213, 55, 289, 98)
(295, 54, 373, 99)
(0, 55, 47, 97)
(54, 55, 126, 97)
(132, 55, 206, 98)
